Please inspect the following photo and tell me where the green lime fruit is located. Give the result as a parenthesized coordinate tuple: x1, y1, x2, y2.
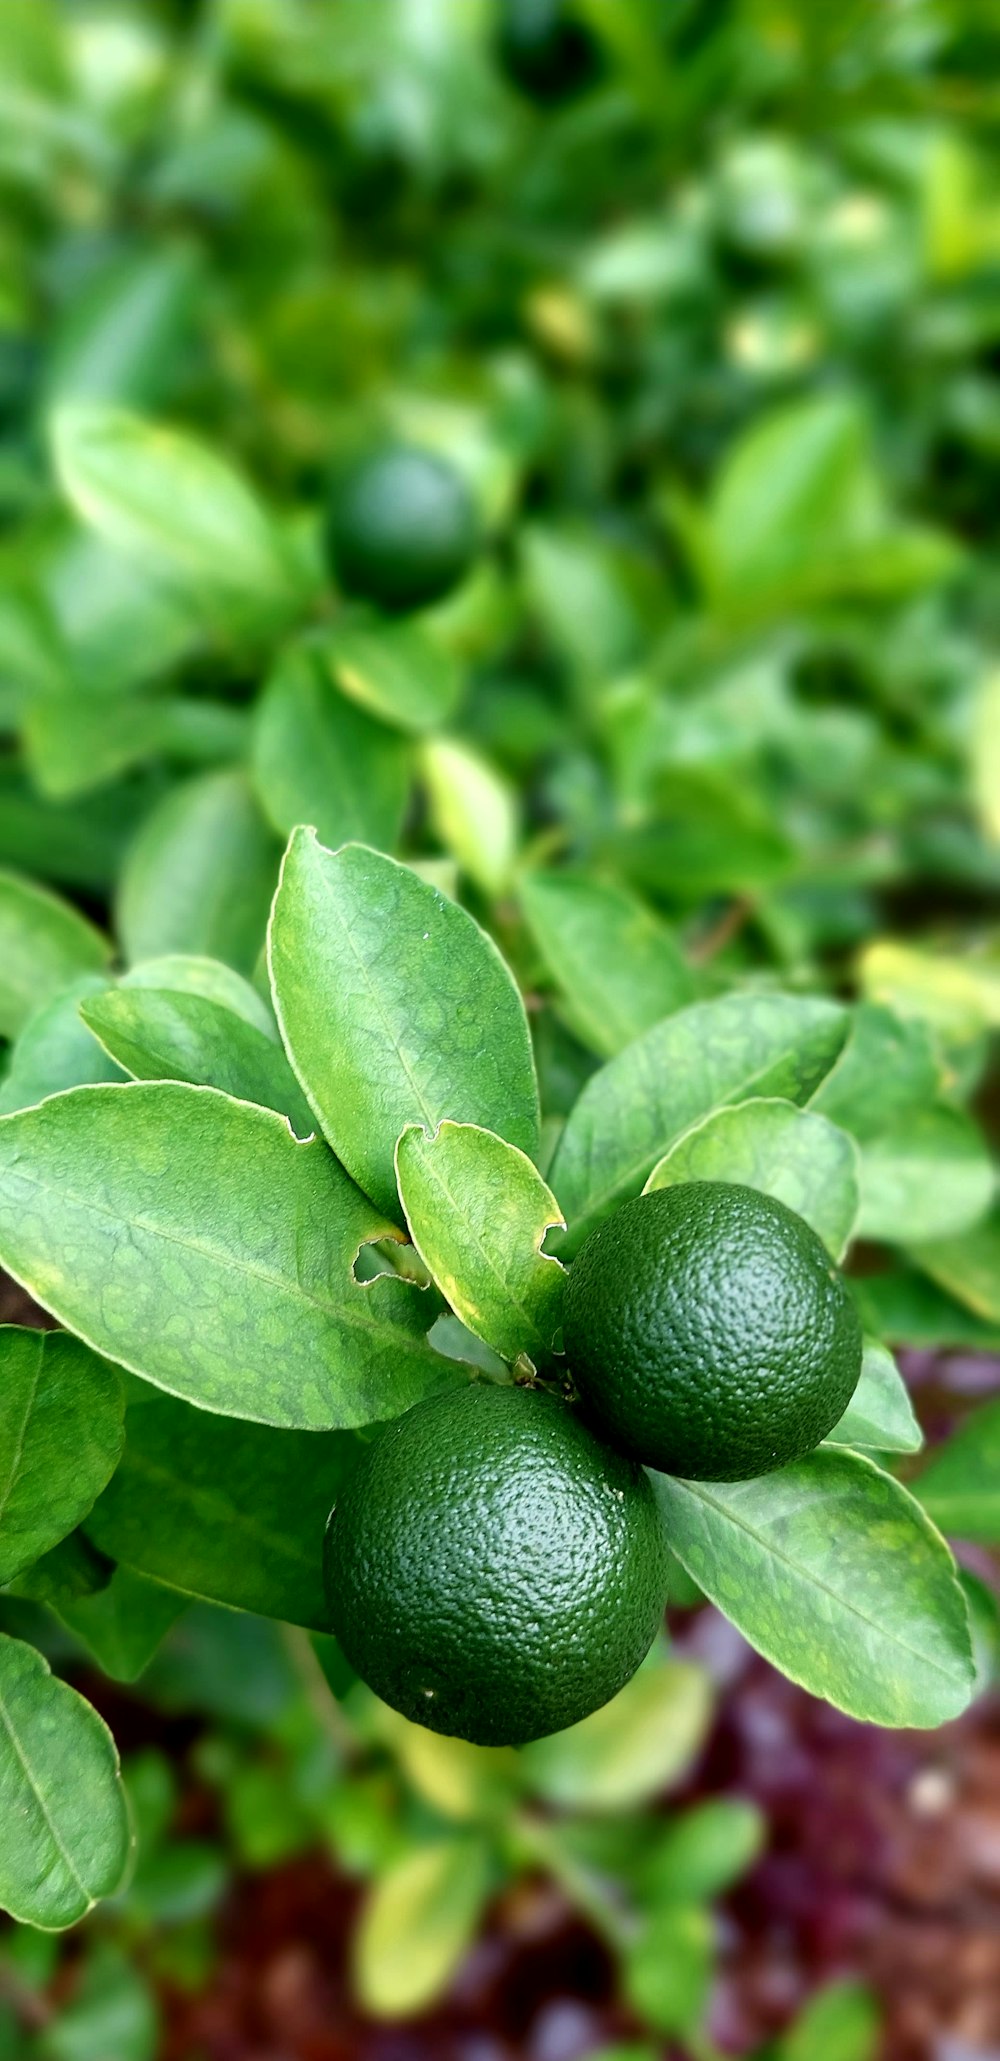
(323, 1381, 667, 1745)
(563, 1181, 862, 1483)
(325, 445, 478, 613)
(497, 0, 600, 101)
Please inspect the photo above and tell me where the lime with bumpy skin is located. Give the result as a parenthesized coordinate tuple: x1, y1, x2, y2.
(323, 1382, 668, 1746)
(325, 445, 478, 613)
(563, 1181, 862, 1483)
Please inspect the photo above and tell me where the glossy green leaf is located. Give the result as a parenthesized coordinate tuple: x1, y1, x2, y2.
(269, 832, 539, 1218)
(521, 1655, 711, 1812)
(521, 870, 697, 1059)
(80, 987, 314, 1134)
(853, 1264, 1000, 1352)
(396, 1121, 564, 1364)
(117, 770, 279, 975)
(0, 872, 111, 1040)
(812, 1002, 941, 1134)
(252, 642, 410, 852)
(913, 1397, 1000, 1542)
(420, 737, 517, 896)
(910, 1209, 1000, 1323)
(0, 1634, 130, 1927)
(654, 1451, 973, 1727)
(51, 1567, 187, 1686)
(851, 1102, 994, 1244)
(320, 614, 462, 734)
(549, 993, 846, 1256)
(354, 1839, 492, 2018)
(87, 1394, 359, 1628)
(0, 1083, 449, 1429)
(119, 954, 276, 1037)
(0, 1329, 123, 1585)
(0, 975, 125, 1117)
(826, 1340, 923, 1454)
(644, 1096, 859, 1260)
(52, 404, 298, 642)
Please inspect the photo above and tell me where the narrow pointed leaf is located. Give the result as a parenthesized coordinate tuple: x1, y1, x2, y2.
(269, 832, 539, 1218)
(87, 1395, 359, 1628)
(81, 988, 314, 1134)
(654, 1451, 973, 1727)
(0, 1328, 124, 1585)
(521, 870, 697, 1058)
(0, 1083, 449, 1429)
(549, 993, 847, 1256)
(252, 642, 411, 853)
(644, 1097, 859, 1260)
(396, 1122, 565, 1364)
(0, 1634, 131, 1927)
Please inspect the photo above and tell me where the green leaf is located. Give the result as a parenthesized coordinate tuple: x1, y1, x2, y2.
(549, 993, 846, 1256)
(369, 1704, 520, 1822)
(913, 1397, 1000, 1542)
(0, 1329, 124, 1586)
(520, 870, 697, 1059)
(826, 1340, 923, 1454)
(44, 242, 201, 412)
(50, 1568, 187, 1686)
(623, 1903, 713, 2039)
(703, 393, 878, 610)
(850, 1102, 994, 1245)
(269, 832, 539, 1219)
(778, 1979, 880, 2061)
(0, 1633, 131, 1927)
(644, 1096, 859, 1260)
(0, 975, 125, 1117)
(638, 1798, 764, 1906)
(654, 1451, 973, 1727)
(973, 666, 1000, 844)
(117, 770, 279, 975)
(119, 954, 276, 1038)
(812, 1002, 942, 1134)
(51, 404, 298, 642)
(86, 1394, 359, 1628)
(80, 987, 314, 1134)
(319, 614, 462, 734)
(521, 524, 642, 676)
(520, 1654, 711, 1812)
(38, 1940, 158, 2061)
(23, 692, 247, 802)
(0, 1082, 450, 1429)
(0, 872, 110, 1040)
(910, 1209, 1000, 1323)
(853, 1264, 1000, 1352)
(420, 737, 518, 897)
(252, 642, 411, 852)
(353, 1838, 492, 2017)
(960, 1569, 1000, 1696)
(396, 1122, 564, 1365)
(859, 940, 1000, 1046)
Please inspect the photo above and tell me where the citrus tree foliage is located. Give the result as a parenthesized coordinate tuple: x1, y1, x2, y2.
(0, 20, 994, 2061)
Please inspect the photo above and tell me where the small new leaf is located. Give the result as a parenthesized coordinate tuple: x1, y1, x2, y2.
(396, 1121, 565, 1365)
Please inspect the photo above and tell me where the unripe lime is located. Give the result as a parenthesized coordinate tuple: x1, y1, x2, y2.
(563, 1182, 862, 1482)
(325, 445, 477, 613)
(324, 1382, 668, 1745)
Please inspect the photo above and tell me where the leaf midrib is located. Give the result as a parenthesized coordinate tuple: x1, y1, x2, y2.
(0, 1676, 92, 1911)
(670, 1473, 962, 1683)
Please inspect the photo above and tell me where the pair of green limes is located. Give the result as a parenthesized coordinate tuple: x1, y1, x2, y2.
(325, 1181, 862, 1746)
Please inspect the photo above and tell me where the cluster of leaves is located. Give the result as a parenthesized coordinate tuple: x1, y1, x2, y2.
(0, 0, 997, 2048)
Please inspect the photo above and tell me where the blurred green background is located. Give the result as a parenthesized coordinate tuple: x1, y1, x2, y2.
(0, 1, 997, 2055)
